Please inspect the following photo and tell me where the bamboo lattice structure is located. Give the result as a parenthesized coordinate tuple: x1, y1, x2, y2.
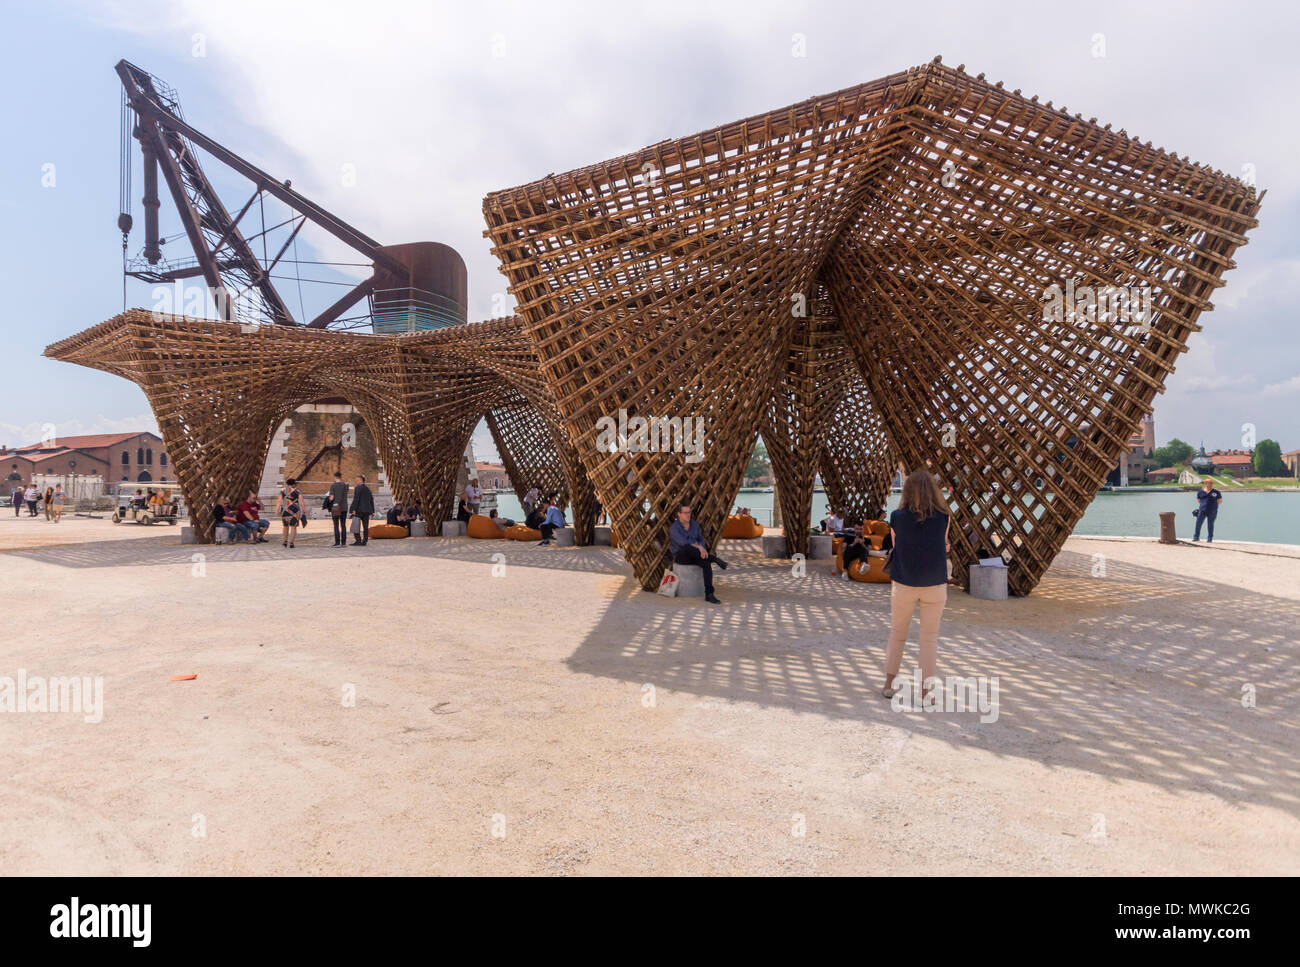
(44, 310, 593, 544)
(48, 59, 1261, 596)
(486, 389, 597, 543)
(760, 283, 896, 556)
(484, 57, 1260, 594)
(818, 374, 899, 530)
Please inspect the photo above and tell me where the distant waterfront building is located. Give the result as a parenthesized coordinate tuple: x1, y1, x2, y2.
(1206, 448, 1255, 478)
(1139, 413, 1155, 455)
(1283, 449, 1300, 478)
(474, 461, 510, 490)
(2, 431, 165, 487)
(1110, 429, 1147, 486)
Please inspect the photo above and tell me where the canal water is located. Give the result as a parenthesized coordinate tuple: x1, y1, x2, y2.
(490, 489, 1300, 546)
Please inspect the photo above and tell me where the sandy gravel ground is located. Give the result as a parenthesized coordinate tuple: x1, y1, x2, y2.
(0, 515, 1296, 875)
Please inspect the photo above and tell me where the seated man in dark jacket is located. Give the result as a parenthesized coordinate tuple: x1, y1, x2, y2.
(840, 532, 869, 575)
(667, 502, 727, 604)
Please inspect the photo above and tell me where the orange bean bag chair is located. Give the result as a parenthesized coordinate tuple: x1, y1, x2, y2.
(369, 523, 409, 539)
(505, 524, 542, 541)
(721, 514, 764, 539)
(864, 520, 891, 538)
(848, 554, 891, 584)
(610, 530, 619, 549)
(467, 514, 507, 539)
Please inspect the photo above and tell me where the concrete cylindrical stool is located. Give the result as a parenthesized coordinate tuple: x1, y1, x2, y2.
(808, 534, 833, 559)
(968, 564, 1008, 600)
(593, 526, 612, 546)
(671, 563, 707, 597)
(761, 535, 787, 558)
(408, 520, 426, 537)
(1158, 511, 1177, 544)
(553, 527, 575, 547)
(441, 520, 466, 537)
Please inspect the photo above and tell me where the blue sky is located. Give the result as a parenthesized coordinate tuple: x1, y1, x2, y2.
(2, 0, 1297, 458)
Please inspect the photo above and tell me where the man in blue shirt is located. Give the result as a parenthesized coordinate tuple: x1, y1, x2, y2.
(668, 503, 728, 604)
(1193, 479, 1222, 542)
(538, 497, 566, 546)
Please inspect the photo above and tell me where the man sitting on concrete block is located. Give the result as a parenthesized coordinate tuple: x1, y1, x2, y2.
(668, 502, 728, 604)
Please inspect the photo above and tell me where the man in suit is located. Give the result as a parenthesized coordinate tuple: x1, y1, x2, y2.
(328, 471, 350, 547)
(350, 474, 374, 546)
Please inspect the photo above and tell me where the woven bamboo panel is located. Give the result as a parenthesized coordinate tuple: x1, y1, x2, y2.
(487, 389, 597, 543)
(485, 57, 1260, 593)
(817, 375, 899, 528)
(45, 310, 582, 542)
(760, 283, 859, 556)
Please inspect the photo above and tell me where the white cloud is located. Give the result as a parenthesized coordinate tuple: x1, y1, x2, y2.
(0, 414, 159, 448)
(470, 419, 499, 463)
(1165, 334, 1256, 393)
(1261, 374, 1300, 397)
(1214, 257, 1300, 312)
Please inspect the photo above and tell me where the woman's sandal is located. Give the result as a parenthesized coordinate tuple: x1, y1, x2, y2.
(881, 685, 898, 699)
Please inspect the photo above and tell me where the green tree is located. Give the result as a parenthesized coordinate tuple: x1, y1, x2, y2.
(1152, 438, 1194, 468)
(1254, 439, 1285, 477)
(745, 442, 770, 483)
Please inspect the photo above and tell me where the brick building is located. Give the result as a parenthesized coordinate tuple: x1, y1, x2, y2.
(474, 461, 510, 490)
(1109, 414, 1153, 486)
(2, 432, 165, 487)
(1284, 449, 1300, 478)
(1206, 449, 1255, 478)
(260, 402, 391, 503)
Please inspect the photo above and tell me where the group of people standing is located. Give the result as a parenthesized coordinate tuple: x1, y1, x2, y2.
(209, 472, 376, 548)
(323, 472, 375, 547)
(10, 483, 67, 521)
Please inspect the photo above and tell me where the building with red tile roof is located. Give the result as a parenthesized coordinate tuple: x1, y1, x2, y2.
(1, 431, 165, 487)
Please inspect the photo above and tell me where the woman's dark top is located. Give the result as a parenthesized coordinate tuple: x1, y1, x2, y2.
(888, 508, 950, 587)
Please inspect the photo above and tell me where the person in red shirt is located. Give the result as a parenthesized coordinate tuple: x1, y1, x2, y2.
(237, 490, 271, 542)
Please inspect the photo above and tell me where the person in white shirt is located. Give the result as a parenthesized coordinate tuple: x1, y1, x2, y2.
(823, 508, 844, 534)
(523, 486, 540, 515)
(465, 478, 483, 516)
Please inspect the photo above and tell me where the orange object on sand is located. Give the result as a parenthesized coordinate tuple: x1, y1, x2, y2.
(170, 674, 198, 682)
